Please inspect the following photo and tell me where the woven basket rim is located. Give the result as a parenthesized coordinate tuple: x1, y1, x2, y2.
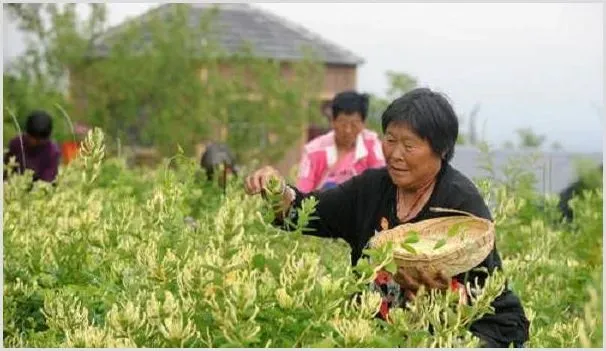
(369, 212, 494, 247)
(368, 207, 495, 274)
(393, 231, 494, 262)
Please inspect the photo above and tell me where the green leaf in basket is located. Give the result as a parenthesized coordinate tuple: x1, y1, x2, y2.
(384, 261, 398, 274)
(401, 243, 417, 254)
(404, 233, 420, 244)
(407, 230, 420, 237)
(433, 238, 447, 250)
(447, 223, 465, 237)
(448, 223, 466, 238)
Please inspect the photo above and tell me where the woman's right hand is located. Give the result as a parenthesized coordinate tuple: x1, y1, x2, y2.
(244, 166, 284, 196)
(245, 166, 295, 220)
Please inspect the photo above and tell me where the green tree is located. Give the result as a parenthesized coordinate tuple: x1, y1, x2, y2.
(366, 94, 389, 133)
(366, 71, 418, 134)
(3, 3, 104, 145)
(4, 3, 323, 164)
(515, 127, 546, 149)
(550, 141, 563, 151)
(385, 70, 418, 100)
(502, 140, 515, 149)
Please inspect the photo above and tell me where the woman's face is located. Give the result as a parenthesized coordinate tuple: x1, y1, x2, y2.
(382, 122, 442, 190)
(332, 112, 365, 149)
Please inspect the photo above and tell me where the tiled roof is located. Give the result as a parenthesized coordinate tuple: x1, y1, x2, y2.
(95, 3, 364, 65)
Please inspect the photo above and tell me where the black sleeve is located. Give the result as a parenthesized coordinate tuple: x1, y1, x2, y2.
(454, 184, 493, 221)
(272, 174, 362, 249)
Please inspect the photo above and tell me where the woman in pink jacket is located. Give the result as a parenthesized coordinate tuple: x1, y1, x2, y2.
(297, 91, 385, 192)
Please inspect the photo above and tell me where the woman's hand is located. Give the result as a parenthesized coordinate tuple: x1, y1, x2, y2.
(393, 267, 450, 297)
(244, 166, 284, 196)
(244, 166, 295, 220)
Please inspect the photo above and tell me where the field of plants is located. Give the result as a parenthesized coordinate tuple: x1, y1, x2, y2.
(3, 130, 603, 348)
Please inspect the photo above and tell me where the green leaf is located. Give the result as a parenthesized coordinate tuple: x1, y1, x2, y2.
(251, 253, 266, 270)
(445, 308, 458, 325)
(407, 230, 420, 238)
(404, 233, 420, 244)
(312, 337, 334, 348)
(448, 223, 466, 237)
(384, 261, 398, 274)
(433, 239, 447, 250)
(363, 247, 383, 261)
(265, 258, 282, 278)
(401, 243, 417, 254)
(200, 264, 224, 275)
(354, 259, 374, 278)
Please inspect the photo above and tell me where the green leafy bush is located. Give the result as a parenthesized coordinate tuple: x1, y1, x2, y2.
(3, 130, 602, 347)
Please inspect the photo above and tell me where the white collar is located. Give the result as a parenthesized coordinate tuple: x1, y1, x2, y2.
(326, 131, 368, 167)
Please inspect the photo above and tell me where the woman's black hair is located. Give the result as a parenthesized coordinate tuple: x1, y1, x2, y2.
(331, 91, 370, 121)
(25, 110, 53, 139)
(381, 88, 459, 162)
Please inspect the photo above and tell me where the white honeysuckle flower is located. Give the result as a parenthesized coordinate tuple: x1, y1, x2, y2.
(275, 288, 294, 309)
(63, 326, 107, 347)
(159, 315, 196, 343)
(162, 291, 179, 316)
(331, 318, 373, 346)
(356, 290, 382, 319)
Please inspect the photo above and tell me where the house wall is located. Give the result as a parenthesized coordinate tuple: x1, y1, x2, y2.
(272, 63, 358, 176)
(198, 61, 356, 98)
(68, 60, 358, 175)
(322, 64, 357, 98)
(196, 61, 358, 175)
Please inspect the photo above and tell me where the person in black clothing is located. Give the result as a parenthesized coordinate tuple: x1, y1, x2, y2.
(244, 88, 530, 348)
(4, 110, 61, 184)
(200, 142, 239, 185)
(557, 163, 602, 222)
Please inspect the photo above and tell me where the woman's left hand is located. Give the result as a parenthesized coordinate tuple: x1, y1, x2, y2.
(393, 267, 450, 295)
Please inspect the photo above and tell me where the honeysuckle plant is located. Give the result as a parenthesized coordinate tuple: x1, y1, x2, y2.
(3, 129, 602, 348)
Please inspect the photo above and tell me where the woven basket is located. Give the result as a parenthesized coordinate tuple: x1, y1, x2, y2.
(367, 208, 495, 280)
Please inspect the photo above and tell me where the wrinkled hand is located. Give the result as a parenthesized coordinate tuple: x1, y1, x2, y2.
(393, 267, 450, 298)
(244, 166, 285, 196)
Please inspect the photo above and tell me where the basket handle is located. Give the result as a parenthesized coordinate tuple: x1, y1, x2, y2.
(429, 207, 481, 219)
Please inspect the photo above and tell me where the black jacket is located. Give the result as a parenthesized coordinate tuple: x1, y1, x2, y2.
(276, 163, 530, 347)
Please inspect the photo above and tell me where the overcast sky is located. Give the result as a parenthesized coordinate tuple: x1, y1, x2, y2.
(3, 2, 604, 153)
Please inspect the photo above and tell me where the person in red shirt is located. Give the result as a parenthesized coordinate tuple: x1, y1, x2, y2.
(61, 123, 90, 165)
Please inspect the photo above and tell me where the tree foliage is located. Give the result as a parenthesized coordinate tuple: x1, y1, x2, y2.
(3, 3, 323, 163)
(366, 71, 419, 133)
(515, 127, 547, 150)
